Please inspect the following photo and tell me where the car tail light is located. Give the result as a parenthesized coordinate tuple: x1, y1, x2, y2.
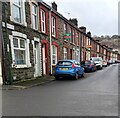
(72, 64, 75, 68)
(90, 64, 92, 67)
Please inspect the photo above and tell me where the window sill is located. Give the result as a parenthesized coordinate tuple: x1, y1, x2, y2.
(64, 40, 69, 43)
(70, 42, 75, 46)
(41, 31, 48, 36)
(11, 20, 27, 27)
(12, 64, 31, 69)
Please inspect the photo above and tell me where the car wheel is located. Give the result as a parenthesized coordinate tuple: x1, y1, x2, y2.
(74, 72, 79, 80)
(55, 76, 59, 80)
(82, 72, 85, 77)
(91, 68, 94, 72)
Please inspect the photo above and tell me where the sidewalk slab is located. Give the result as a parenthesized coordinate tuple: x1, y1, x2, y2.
(1, 76, 55, 90)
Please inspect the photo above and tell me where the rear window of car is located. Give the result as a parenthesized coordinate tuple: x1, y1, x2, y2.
(85, 61, 91, 65)
(57, 61, 72, 66)
(91, 58, 101, 61)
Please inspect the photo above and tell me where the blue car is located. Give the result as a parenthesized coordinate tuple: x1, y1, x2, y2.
(54, 60, 84, 80)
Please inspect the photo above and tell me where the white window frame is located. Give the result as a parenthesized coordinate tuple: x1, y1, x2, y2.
(10, 0, 27, 26)
(97, 45, 99, 52)
(63, 47, 67, 60)
(70, 28, 72, 43)
(76, 50, 80, 61)
(73, 30, 75, 44)
(31, 3, 38, 30)
(9, 31, 31, 68)
(76, 32, 79, 46)
(52, 16, 56, 37)
(52, 45, 57, 65)
(13, 37, 26, 65)
(41, 9, 46, 33)
(64, 23, 67, 34)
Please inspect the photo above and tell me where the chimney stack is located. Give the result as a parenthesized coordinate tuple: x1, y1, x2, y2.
(87, 32, 91, 37)
(52, 2, 57, 11)
(69, 18, 78, 27)
(79, 26, 86, 33)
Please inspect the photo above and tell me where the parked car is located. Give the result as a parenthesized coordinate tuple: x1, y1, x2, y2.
(107, 60, 115, 65)
(81, 60, 96, 72)
(54, 60, 84, 80)
(103, 60, 108, 67)
(115, 60, 120, 63)
(90, 57, 103, 70)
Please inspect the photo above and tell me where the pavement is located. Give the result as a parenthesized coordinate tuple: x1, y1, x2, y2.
(0, 76, 55, 90)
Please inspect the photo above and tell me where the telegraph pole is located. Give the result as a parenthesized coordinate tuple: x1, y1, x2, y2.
(0, 1, 3, 85)
(3, 2, 13, 84)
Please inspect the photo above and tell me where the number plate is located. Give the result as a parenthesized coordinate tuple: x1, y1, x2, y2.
(60, 68, 68, 70)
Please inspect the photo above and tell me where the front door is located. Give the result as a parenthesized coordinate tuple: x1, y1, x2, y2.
(42, 44, 46, 75)
(34, 42, 41, 77)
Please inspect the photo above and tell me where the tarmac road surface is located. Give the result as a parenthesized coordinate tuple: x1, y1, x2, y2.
(2, 64, 119, 116)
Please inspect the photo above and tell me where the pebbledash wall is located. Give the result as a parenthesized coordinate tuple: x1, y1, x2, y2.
(1, 1, 119, 84)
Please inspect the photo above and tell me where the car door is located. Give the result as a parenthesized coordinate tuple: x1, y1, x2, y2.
(75, 61, 83, 75)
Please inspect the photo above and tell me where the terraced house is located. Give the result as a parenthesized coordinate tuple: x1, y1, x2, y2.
(0, 0, 119, 85)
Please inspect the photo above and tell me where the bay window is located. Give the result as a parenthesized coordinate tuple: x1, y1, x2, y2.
(13, 37, 26, 65)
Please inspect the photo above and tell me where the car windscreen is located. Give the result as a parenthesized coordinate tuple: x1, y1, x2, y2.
(57, 61, 73, 66)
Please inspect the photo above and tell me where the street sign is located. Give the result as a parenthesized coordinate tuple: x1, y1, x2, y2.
(86, 45, 92, 48)
(64, 33, 71, 40)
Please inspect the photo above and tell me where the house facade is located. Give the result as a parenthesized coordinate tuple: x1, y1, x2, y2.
(0, 0, 119, 85)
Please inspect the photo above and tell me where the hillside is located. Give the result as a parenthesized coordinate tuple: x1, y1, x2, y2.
(93, 35, 120, 53)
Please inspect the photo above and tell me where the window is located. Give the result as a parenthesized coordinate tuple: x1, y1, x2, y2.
(52, 45, 57, 64)
(76, 32, 79, 46)
(52, 16, 56, 37)
(97, 45, 99, 52)
(13, 37, 26, 65)
(32, 3, 37, 29)
(12, 0, 22, 23)
(76, 50, 79, 61)
(86, 38, 89, 46)
(64, 23, 67, 34)
(41, 9, 46, 33)
(63, 47, 68, 60)
(70, 28, 72, 42)
(73, 30, 75, 44)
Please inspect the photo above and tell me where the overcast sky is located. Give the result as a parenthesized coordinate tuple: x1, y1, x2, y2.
(43, 0, 119, 37)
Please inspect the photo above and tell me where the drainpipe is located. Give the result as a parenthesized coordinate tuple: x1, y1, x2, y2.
(80, 33, 82, 62)
(49, 8, 52, 75)
(0, 1, 3, 85)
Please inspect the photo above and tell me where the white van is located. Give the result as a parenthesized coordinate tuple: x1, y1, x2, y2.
(90, 57, 103, 69)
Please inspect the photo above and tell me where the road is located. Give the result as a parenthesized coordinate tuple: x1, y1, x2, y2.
(2, 64, 119, 116)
